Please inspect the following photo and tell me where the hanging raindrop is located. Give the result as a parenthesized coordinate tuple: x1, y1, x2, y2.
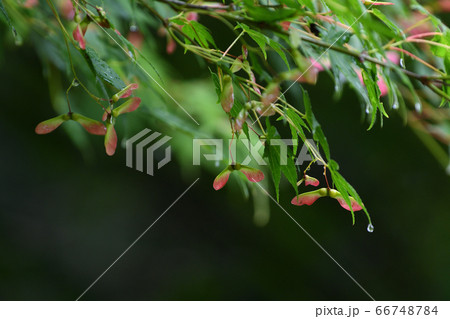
(414, 100, 422, 113)
(391, 86, 399, 110)
(399, 58, 406, 69)
(367, 223, 374, 233)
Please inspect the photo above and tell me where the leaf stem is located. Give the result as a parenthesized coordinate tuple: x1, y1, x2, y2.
(220, 30, 245, 60)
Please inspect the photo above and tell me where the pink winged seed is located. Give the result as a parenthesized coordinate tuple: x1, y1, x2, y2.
(166, 37, 177, 55)
(35, 115, 67, 134)
(104, 123, 118, 156)
(234, 110, 247, 132)
(119, 83, 139, 99)
(334, 196, 364, 212)
(239, 166, 264, 183)
(79, 121, 106, 135)
(220, 75, 234, 113)
(102, 110, 109, 122)
(73, 25, 86, 50)
(291, 192, 323, 206)
(112, 97, 141, 117)
(255, 101, 276, 117)
(304, 175, 320, 187)
(249, 71, 261, 95)
(261, 84, 279, 107)
(213, 168, 232, 190)
(71, 113, 106, 135)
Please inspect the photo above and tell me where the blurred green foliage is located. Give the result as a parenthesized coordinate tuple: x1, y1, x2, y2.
(0, 0, 450, 300)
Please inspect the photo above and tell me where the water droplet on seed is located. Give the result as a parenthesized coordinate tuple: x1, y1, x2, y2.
(367, 223, 374, 233)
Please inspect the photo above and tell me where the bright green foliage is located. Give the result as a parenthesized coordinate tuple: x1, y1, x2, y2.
(85, 47, 126, 90)
(182, 20, 216, 48)
(2, 0, 450, 228)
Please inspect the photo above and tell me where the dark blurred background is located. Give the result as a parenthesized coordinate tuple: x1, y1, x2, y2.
(1, 20, 450, 301)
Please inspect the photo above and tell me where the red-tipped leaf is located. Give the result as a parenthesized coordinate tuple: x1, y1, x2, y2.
(104, 122, 117, 156)
(239, 165, 264, 183)
(35, 114, 69, 134)
(213, 166, 232, 190)
(220, 75, 234, 113)
(71, 113, 107, 135)
(112, 97, 141, 117)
